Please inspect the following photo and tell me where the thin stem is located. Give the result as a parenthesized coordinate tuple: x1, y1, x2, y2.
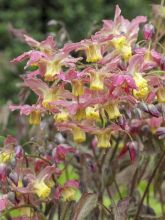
(25, 154, 52, 165)
(134, 151, 165, 220)
(161, 0, 165, 6)
(97, 202, 112, 216)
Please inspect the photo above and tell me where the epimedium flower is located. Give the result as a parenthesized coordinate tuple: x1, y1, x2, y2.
(133, 72, 149, 100)
(143, 23, 155, 41)
(73, 35, 113, 63)
(109, 74, 137, 95)
(134, 47, 161, 71)
(110, 36, 132, 61)
(55, 121, 88, 144)
(25, 166, 59, 200)
(11, 36, 82, 82)
(33, 179, 51, 199)
(24, 34, 57, 55)
(96, 131, 111, 148)
(0, 150, 13, 164)
(91, 124, 122, 148)
(118, 141, 138, 162)
(146, 117, 163, 134)
(103, 101, 121, 120)
(42, 52, 81, 82)
(156, 87, 165, 103)
(54, 110, 70, 123)
(23, 78, 73, 110)
(75, 39, 103, 63)
(59, 69, 86, 97)
(72, 126, 86, 143)
(55, 180, 79, 201)
(10, 104, 45, 125)
(85, 105, 100, 121)
(52, 145, 75, 163)
(95, 5, 146, 46)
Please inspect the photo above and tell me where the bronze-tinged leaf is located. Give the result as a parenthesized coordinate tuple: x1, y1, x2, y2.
(72, 193, 98, 220)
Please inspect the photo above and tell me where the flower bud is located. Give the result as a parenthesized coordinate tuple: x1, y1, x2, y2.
(126, 142, 138, 162)
(156, 127, 165, 139)
(0, 164, 7, 182)
(22, 176, 29, 187)
(143, 24, 155, 40)
(160, 56, 165, 70)
(34, 158, 44, 173)
(148, 104, 160, 117)
(9, 172, 18, 185)
(10, 158, 16, 168)
(15, 145, 24, 159)
(117, 116, 127, 130)
(7, 192, 16, 203)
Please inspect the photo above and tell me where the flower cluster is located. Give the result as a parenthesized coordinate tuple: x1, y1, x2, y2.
(1, 4, 165, 219)
(0, 135, 79, 217)
(11, 5, 164, 150)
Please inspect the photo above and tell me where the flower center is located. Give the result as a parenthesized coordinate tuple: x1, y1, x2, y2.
(85, 106, 100, 120)
(133, 73, 149, 100)
(44, 60, 61, 81)
(72, 80, 84, 96)
(29, 110, 41, 125)
(34, 180, 51, 199)
(72, 127, 86, 143)
(104, 102, 121, 120)
(157, 87, 165, 103)
(90, 72, 104, 91)
(62, 187, 76, 201)
(86, 44, 102, 63)
(96, 132, 111, 148)
(54, 111, 69, 122)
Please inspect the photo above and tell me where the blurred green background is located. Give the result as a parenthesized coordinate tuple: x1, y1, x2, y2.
(0, 0, 157, 132)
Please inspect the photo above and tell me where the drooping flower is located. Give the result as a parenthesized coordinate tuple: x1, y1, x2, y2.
(23, 78, 73, 110)
(24, 34, 57, 55)
(0, 150, 13, 164)
(59, 69, 86, 97)
(85, 105, 100, 121)
(25, 166, 59, 200)
(55, 180, 79, 201)
(54, 110, 69, 123)
(10, 104, 45, 125)
(104, 102, 121, 120)
(89, 71, 104, 91)
(157, 87, 165, 103)
(133, 73, 149, 100)
(96, 131, 111, 148)
(52, 145, 75, 163)
(96, 5, 146, 45)
(33, 179, 51, 199)
(143, 23, 155, 40)
(72, 126, 86, 143)
(11, 36, 82, 81)
(75, 38, 105, 63)
(111, 36, 132, 61)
